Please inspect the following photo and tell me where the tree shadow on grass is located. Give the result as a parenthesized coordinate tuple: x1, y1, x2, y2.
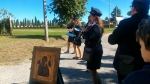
(12, 35, 66, 41)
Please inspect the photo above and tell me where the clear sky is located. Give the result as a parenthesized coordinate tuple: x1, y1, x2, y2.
(0, 0, 149, 22)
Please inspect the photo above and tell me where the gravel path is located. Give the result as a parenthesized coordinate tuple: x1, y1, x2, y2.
(0, 34, 118, 84)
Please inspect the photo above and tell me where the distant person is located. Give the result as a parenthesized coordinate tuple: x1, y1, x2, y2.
(84, 16, 92, 73)
(64, 17, 75, 54)
(37, 56, 51, 77)
(82, 7, 104, 84)
(72, 17, 82, 60)
(122, 17, 150, 84)
(108, 0, 150, 83)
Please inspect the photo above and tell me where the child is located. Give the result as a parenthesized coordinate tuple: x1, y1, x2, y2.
(122, 18, 150, 84)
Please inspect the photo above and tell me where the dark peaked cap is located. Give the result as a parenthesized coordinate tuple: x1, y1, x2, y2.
(90, 7, 102, 17)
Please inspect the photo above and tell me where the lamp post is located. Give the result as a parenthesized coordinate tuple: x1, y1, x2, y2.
(43, 0, 49, 42)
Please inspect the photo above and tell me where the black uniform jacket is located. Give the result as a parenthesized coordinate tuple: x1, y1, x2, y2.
(108, 13, 149, 71)
(67, 23, 74, 33)
(83, 24, 102, 48)
(73, 25, 81, 37)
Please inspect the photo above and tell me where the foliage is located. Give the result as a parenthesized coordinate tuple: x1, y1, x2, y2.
(111, 6, 122, 22)
(32, 19, 34, 27)
(105, 17, 109, 21)
(0, 8, 14, 35)
(127, 10, 132, 16)
(0, 8, 14, 19)
(5, 18, 12, 35)
(47, 0, 88, 23)
(81, 22, 86, 27)
(0, 18, 12, 35)
(24, 18, 26, 27)
(49, 20, 51, 26)
(35, 16, 37, 27)
(16, 19, 19, 27)
(104, 24, 115, 28)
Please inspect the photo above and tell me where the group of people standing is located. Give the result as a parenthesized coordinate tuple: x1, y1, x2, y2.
(109, 0, 150, 84)
(64, 0, 150, 84)
(64, 7, 104, 84)
(64, 16, 82, 60)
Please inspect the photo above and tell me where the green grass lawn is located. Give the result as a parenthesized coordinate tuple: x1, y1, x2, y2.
(0, 28, 114, 41)
(0, 28, 114, 65)
(104, 28, 114, 33)
(12, 28, 114, 36)
(13, 28, 68, 36)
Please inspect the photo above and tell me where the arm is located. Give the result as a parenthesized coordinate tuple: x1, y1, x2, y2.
(83, 25, 100, 40)
(108, 19, 129, 45)
(67, 23, 74, 29)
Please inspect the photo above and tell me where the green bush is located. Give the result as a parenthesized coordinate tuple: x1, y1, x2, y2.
(0, 18, 14, 35)
(104, 24, 115, 28)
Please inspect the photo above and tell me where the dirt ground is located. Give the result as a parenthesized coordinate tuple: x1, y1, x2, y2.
(0, 36, 68, 66)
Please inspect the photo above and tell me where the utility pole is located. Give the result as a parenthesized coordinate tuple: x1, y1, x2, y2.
(116, 6, 118, 26)
(9, 16, 13, 36)
(43, 0, 49, 42)
(109, 0, 111, 28)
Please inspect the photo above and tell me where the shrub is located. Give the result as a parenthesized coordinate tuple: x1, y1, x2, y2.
(104, 24, 115, 28)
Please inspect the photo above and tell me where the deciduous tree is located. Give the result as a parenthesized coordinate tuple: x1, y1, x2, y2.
(48, 0, 88, 23)
(127, 10, 132, 16)
(111, 6, 122, 22)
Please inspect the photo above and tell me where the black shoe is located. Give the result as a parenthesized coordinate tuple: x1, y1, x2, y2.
(77, 57, 82, 60)
(73, 56, 78, 59)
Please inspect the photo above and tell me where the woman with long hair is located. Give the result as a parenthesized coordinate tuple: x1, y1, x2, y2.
(72, 17, 82, 60)
(82, 7, 104, 84)
(64, 17, 75, 54)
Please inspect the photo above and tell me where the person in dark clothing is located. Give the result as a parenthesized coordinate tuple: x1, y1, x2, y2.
(64, 17, 75, 54)
(122, 17, 150, 84)
(85, 16, 92, 73)
(108, 0, 150, 83)
(82, 7, 104, 84)
(72, 17, 82, 60)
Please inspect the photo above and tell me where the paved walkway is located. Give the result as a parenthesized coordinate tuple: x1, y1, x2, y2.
(0, 34, 118, 84)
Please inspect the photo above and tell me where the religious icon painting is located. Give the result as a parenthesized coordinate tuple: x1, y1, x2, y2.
(29, 46, 61, 84)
